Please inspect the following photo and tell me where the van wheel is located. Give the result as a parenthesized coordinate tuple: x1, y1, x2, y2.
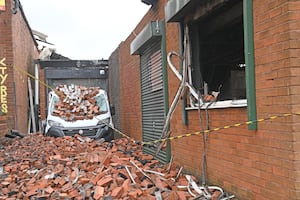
(96, 132, 113, 142)
(103, 132, 113, 142)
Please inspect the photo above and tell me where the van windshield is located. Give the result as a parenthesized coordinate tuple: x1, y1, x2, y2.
(50, 94, 108, 115)
(50, 95, 59, 113)
(95, 94, 108, 113)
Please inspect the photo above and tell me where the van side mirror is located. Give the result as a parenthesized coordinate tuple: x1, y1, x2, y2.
(110, 104, 115, 116)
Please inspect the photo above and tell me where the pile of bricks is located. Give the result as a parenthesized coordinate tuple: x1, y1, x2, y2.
(53, 84, 102, 121)
(0, 134, 223, 199)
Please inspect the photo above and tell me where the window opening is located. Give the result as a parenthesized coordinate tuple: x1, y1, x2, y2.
(189, 1, 246, 109)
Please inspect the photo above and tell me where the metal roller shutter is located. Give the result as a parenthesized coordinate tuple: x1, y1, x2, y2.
(140, 39, 168, 163)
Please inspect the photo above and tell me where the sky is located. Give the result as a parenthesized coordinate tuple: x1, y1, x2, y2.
(21, 0, 150, 60)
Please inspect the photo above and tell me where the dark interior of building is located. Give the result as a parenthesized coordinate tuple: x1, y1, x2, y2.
(190, 1, 246, 101)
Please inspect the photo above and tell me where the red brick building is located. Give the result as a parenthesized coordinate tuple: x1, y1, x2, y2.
(0, 0, 38, 135)
(109, 0, 300, 199)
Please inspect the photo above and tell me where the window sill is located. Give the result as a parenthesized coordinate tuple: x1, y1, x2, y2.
(186, 99, 247, 110)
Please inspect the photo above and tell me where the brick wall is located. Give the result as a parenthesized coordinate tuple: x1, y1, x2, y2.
(0, 0, 38, 135)
(252, 0, 300, 199)
(12, 5, 39, 133)
(117, 1, 168, 141)
(169, 0, 300, 199)
(118, 39, 143, 141)
(0, 0, 14, 136)
(114, 0, 300, 199)
(108, 48, 121, 131)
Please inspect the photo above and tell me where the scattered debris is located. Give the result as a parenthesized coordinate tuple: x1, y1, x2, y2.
(0, 134, 234, 199)
(4, 129, 25, 139)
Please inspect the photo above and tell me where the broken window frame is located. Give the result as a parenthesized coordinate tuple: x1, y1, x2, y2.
(166, 0, 257, 129)
(185, 0, 247, 110)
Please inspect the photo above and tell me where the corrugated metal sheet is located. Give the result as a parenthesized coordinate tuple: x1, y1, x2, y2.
(140, 39, 168, 163)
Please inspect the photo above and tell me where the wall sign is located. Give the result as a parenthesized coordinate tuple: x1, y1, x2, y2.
(0, 0, 5, 11)
(0, 58, 8, 114)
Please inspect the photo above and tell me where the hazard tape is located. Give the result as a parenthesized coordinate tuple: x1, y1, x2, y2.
(14, 66, 54, 91)
(105, 122, 138, 144)
(105, 113, 298, 146)
(16, 65, 299, 146)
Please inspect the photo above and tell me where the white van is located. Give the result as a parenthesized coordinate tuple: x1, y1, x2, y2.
(44, 86, 114, 141)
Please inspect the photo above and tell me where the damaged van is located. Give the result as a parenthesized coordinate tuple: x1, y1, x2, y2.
(44, 85, 114, 141)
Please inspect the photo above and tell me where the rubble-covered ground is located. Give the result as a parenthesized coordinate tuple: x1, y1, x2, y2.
(0, 134, 225, 200)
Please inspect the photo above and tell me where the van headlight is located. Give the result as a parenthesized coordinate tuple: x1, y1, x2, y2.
(97, 118, 110, 126)
(48, 120, 63, 127)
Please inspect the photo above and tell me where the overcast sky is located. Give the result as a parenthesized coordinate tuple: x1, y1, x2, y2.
(21, 1, 150, 60)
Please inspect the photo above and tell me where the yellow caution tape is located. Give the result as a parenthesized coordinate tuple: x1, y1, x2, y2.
(14, 66, 54, 91)
(16, 65, 299, 146)
(140, 113, 296, 146)
(107, 123, 138, 144)
(106, 113, 297, 146)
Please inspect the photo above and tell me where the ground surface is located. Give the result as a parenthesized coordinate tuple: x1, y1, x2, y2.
(0, 134, 221, 199)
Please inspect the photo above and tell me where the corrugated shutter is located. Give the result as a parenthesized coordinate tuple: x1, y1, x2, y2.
(140, 39, 168, 163)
